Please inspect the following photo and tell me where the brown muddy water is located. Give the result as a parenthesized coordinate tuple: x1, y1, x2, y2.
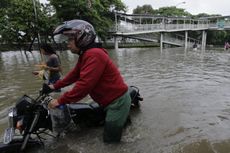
(1, 47, 230, 153)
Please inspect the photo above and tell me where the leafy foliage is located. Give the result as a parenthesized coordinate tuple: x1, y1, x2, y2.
(48, 0, 126, 41)
(1, 1, 230, 49)
(133, 5, 191, 17)
(156, 6, 191, 17)
(0, 0, 58, 48)
(133, 5, 156, 15)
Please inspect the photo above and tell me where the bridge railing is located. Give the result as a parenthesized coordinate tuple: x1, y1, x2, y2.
(116, 23, 210, 33)
(114, 13, 227, 34)
(113, 14, 230, 48)
(209, 22, 230, 29)
(116, 24, 163, 33)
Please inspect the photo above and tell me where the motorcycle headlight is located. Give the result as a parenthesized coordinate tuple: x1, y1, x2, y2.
(8, 108, 17, 127)
(8, 111, 13, 117)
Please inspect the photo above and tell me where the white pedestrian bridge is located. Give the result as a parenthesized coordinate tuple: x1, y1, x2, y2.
(111, 13, 230, 50)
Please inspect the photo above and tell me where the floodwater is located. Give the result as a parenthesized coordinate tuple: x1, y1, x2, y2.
(1, 47, 230, 153)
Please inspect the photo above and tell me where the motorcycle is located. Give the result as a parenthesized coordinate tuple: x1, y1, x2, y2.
(0, 84, 143, 153)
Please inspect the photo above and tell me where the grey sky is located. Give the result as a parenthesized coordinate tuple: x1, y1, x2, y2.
(122, 0, 230, 15)
(39, 0, 230, 16)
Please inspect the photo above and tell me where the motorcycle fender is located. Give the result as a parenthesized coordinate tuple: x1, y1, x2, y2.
(3, 128, 15, 144)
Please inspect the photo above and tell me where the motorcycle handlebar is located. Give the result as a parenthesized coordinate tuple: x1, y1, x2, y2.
(41, 83, 54, 95)
(56, 104, 65, 110)
(40, 95, 65, 110)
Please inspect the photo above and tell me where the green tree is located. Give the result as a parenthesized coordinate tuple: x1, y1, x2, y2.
(0, 0, 58, 50)
(0, 0, 35, 48)
(38, 3, 59, 43)
(206, 30, 227, 45)
(156, 6, 191, 17)
(133, 5, 156, 14)
(0, 0, 9, 8)
(48, 0, 126, 41)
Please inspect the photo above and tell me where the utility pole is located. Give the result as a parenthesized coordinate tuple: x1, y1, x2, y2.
(32, 0, 42, 60)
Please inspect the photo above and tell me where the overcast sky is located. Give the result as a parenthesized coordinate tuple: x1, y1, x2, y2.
(122, 0, 230, 15)
(39, 0, 230, 16)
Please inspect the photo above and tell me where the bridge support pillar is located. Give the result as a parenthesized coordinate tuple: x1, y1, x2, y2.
(185, 31, 188, 49)
(114, 36, 118, 50)
(201, 30, 207, 52)
(160, 33, 163, 51)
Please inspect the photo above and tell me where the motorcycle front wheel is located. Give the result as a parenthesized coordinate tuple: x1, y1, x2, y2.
(0, 138, 43, 153)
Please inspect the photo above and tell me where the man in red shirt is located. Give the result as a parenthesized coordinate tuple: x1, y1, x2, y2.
(48, 19, 131, 143)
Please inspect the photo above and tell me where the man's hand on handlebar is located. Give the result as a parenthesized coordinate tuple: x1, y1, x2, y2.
(41, 83, 55, 95)
(48, 84, 55, 90)
(48, 99, 60, 109)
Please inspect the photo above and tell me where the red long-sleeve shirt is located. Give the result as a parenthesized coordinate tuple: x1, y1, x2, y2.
(53, 48, 128, 107)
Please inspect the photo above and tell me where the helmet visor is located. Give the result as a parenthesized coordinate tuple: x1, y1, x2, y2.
(54, 34, 74, 44)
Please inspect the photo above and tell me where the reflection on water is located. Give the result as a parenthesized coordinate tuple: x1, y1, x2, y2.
(1, 48, 230, 152)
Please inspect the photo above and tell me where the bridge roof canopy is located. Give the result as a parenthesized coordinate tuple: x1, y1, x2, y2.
(117, 13, 208, 22)
(199, 15, 230, 20)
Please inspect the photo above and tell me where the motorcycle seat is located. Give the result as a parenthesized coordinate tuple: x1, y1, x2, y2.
(68, 102, 100, 110)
